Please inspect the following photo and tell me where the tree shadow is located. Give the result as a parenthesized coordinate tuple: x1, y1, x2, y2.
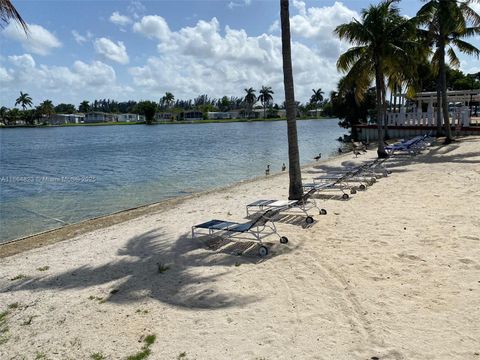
(2, 228, 292, 309)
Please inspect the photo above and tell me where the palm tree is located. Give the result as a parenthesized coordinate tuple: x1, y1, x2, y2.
(0, 106, 8, 125)
(39, 99, 55, 120)
(244, 87, 257, 118)
(161, 92, 175, 109)
(15, 91, 32, 110)
(258, 86, 274, 119)
(417, 0, 480, 143)
(310, 88, 324, 118)
(335, 0, 418, 158)
(79, 100, 90, 113)
(0, 0, 28, 32)
(280, 0, 303, 200)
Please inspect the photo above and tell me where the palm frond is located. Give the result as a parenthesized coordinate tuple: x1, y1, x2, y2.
(0, 0, 28, 32)
(451, 37, 480, 57)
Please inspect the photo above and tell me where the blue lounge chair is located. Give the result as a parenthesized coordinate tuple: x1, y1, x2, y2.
(192, 209, 288, 257)
(245, 188, 327, 224)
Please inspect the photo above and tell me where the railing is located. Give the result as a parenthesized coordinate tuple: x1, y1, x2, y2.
(386, 106, 471, 127)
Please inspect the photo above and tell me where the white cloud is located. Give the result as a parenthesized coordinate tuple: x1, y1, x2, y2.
(132, 15, 171, 42)
(2, 23, 61, 55)
(0, 67, 13, 83)
(71, 30, 93, 45)
(227, 0, 251, 10)
(94, 37, 129, 64)
(72, 30, 87, 44)
(110, 11, 132, 26)
(288, 1, 358, 59)
(130, 15, 340, 103)
(0, 53, 133, 105)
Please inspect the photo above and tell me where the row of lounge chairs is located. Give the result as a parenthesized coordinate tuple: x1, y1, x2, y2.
(191, 134, 434, 257)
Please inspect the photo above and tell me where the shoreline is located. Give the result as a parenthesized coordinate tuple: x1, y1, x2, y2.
(0, 117, 334, 129)
(0, 151, 353, 258)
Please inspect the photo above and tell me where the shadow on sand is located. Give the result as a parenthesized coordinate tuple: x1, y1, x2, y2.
(3, 228, 293, 309)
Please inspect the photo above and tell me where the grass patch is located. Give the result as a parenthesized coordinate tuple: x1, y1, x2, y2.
(37, 266, 50, 272)
(157, 263, 170, 274)
(35, 353, 48, 360)
(177, 352, 187, 359)
(90, 353, 106, 360)
(10, 274, 27, 281)
(0, 310, 9, 344)
(126, 334, 156, 360)
(8, 302, 19, 309)
(135, 309, 149, 314)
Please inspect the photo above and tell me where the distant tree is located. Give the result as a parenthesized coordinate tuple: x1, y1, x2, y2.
(244, 88, 257, 118)
(38, 99, 55, 120)
(258, 86, 274, 119)
(0, 106, 8, 125)
(79, 100, 90, 113)
(135, 100, 157, 124)
(15, 91, 33, 111)
(310, 88, 324, 117)
(281, 0, 303, 200)
(55, 103, 76, 114)
(161, 92, 175, 109)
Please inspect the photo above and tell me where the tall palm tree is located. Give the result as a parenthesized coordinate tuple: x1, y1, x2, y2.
(310, 88, 324, 118)
(417, 0, 480, 143)
(15, 91, 32, 110)
(0, 0, 28, 32)
(335, 0, 418, 158)
(280, 0, 303, 200)
(244, 87, 257, 118)
(161, 92, 175, 109)
(258, 86, 274, 119)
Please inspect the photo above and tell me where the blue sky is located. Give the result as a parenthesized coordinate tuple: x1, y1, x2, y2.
(1, 0, 479, 109)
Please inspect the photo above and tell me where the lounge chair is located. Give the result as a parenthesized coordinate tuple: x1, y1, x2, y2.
(191, 209, 288, 257)
(245, 188, 327, 224)
(386, 134, 433, 156)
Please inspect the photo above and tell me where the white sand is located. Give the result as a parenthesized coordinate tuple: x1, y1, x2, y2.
(1, 137, 479, 360)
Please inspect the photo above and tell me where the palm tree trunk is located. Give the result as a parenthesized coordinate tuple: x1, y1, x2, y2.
(439, 40, 452, 143)
(436, 80, 443, 136)
(375, 61, 388, 158)
(280, 0, 303, 200)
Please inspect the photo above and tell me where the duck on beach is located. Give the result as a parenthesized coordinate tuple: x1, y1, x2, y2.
(314, 153, 322, 161)
(265, 165, 270, 176)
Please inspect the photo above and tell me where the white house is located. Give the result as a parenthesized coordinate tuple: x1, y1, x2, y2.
(117, 113, 145, 122)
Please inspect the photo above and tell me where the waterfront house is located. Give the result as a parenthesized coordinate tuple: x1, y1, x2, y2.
(180, 111, 203, 121)
(84, 112, 115, 123)
(47, 113, 85, 125)
(155, 112, 175, 122)
(117, 113, 145, 122)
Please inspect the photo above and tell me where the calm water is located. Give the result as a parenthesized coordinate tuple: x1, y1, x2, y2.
(0, 119, 345, 242)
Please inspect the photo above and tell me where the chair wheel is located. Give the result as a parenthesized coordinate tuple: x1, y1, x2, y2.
(280, 236, 288, 244)
(350, 188, 357, 194)
(342, 193, 349, 200)
(305, 216, 314, 224)
(320, 209, 327, 215)
(258, 246, 269, 257)
(359, 184, 366, 190)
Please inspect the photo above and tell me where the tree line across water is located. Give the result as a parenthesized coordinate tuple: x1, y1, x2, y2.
(0, 86, 331, 125)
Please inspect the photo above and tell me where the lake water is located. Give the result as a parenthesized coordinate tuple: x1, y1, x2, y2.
(0, 119, 346, 243)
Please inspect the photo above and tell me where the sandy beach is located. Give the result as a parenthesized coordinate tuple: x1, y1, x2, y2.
(1, 137, 479, 360)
